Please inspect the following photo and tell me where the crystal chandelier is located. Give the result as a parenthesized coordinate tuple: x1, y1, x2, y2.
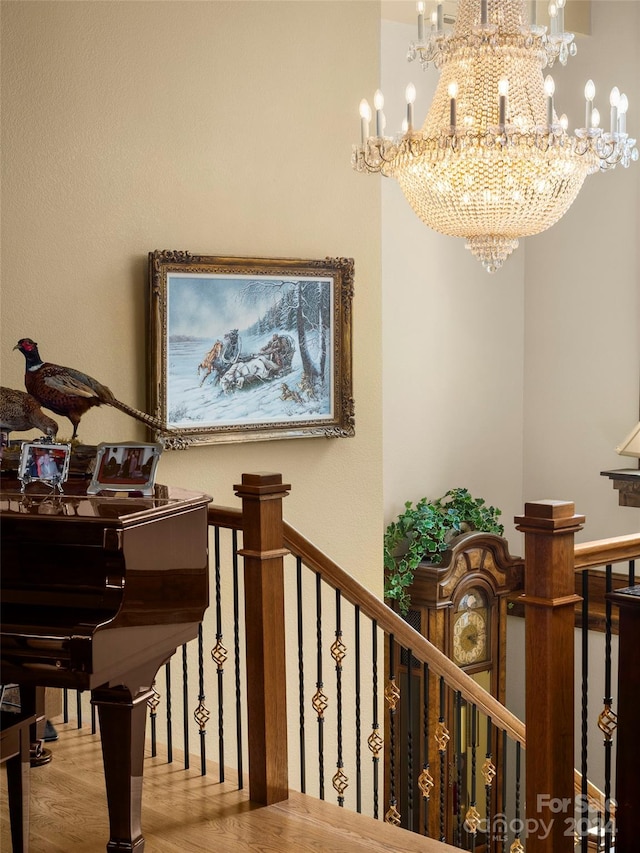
(352, 0, 638, 272)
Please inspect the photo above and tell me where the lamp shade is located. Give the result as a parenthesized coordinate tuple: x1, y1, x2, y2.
(616, 422, 640, 458)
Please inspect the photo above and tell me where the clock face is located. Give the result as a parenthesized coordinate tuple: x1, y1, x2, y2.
(452, 588, 489, 666)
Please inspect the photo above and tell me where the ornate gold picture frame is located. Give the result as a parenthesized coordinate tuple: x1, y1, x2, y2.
(148, 251, 355, 447)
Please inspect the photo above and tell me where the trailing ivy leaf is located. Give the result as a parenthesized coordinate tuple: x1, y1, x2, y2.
(383, 488, 504, 614)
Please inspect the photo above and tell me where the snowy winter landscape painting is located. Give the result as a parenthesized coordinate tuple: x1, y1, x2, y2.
(148, 253, 355, 446)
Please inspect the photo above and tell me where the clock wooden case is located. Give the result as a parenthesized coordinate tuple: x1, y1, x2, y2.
(385, 531, 524, 842)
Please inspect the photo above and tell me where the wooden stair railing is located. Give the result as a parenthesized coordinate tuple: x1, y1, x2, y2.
(282, 520, 526, 746)
(574, 533, 640, 569)
(209, 475, 634, 851)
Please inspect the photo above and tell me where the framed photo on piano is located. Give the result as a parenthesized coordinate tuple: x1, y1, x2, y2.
(87, 442, 162, 496)
(18, 441, 71, 491)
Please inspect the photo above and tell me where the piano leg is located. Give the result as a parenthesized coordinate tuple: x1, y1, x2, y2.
(91, 657, 169, 853)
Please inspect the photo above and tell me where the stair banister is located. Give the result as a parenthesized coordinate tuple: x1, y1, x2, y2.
(229, 475, 611, 846)
(235, 472, 290, 805)
(283, 519, 526, 744)
(515, 501, 585, 853)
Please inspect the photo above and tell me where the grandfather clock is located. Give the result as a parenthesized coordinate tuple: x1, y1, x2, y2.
(386, 532, 523, 844)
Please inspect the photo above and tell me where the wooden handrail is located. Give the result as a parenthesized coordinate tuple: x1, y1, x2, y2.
(207, 504, 242, 530)
(574, 533, 640, 571)
(284, 522, 525, 744)
(207, 503, 524, 743)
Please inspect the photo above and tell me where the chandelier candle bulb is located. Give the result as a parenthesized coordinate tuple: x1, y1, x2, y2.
(618, 93, 628, 135)
(548, 3, 557, 36)
(585, 79, 595, 128)
(591, 107, 601, 129)
(544, 75, 555, 126)
(406, 82, 417, 130)
(417, 1, 425, 40)
(374, 89, 384, 137)
(498, 78, 509, 128)
(448, 81, 458, 129)
(359, 99, 371, 144)
(610, 87, 620, 135)
(560, 113, 568, 131)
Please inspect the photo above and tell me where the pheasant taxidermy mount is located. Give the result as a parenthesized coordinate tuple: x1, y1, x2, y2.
(0, 386, 59, 439)
(14, 338, 167, 441)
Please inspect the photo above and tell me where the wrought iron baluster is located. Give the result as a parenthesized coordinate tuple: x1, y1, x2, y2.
(501, 730, 507, 853)
(312, 571, 327, 800)
(63, 688, 69, 724)
(511, 741, 524, 853)
(296, 556, 306, 793)
(354, 604, 362, 813)
(193, 623, 210, 776)
(598, 563, 616, 853)
(165, 661, 172, 762)
(211, 525, 227, 783)
(483, 716, 496, 853)
(385, 633, 401, 826)
(147, 679, 160, 758)
(331, 589, 348, 807)
(232, 529, 243, 789)
(368, 619, 381, 820)
(182, 644, 189, 770)
(90, 698, 96, 734)
(465, 703, 481, 852)
(629, 557, 636, 587)
(435, 676, 450, 843)
(407, 646, 414, 831)
(418, 662, 433, 836)
(581, 569, 590, 853)
(76, 690, 82, 729)
(455, 690, 462, 846)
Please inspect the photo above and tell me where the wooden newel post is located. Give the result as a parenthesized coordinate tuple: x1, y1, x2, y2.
(514, 501, 584, 853)
(235, 472, 291, 805)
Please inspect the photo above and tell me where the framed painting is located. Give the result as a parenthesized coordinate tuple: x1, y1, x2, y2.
(148, 251, 355, 447)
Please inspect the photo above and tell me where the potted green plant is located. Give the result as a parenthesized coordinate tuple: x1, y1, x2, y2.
(384, 487, 504, 614)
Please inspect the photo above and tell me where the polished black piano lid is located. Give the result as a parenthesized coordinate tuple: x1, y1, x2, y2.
(0, 482, 211, 522)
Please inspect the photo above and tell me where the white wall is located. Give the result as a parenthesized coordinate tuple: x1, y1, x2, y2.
(0, 0, 384, 590)
(524, 1, 640, 542)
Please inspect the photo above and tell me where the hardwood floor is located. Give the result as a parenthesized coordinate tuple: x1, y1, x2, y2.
(1, 720, 452, 853)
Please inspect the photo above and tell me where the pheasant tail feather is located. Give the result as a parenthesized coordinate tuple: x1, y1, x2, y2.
(111, 399, 168, 434)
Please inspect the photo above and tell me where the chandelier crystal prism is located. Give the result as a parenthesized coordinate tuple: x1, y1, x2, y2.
(352, 0, 638, 273)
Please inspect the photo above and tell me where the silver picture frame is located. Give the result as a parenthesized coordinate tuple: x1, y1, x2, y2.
(87, 442, 162, 496)
(18, 441, 71, 492)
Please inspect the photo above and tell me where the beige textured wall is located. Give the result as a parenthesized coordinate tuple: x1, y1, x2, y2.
(1, 1, 383, 587)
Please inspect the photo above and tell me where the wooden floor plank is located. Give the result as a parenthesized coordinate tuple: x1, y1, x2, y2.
(1, 721, 454, 852)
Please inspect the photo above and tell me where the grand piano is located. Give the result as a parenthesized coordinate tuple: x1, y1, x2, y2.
(0, 482, 210, 852)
